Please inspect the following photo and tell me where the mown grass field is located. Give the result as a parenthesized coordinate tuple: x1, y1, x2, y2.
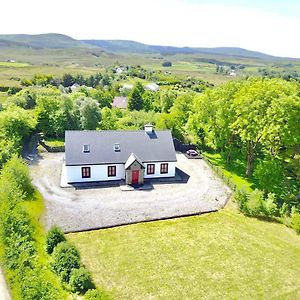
(68, 209, 300, 299)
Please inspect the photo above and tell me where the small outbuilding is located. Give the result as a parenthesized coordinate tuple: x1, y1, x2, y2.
(112, 96, 127, 109)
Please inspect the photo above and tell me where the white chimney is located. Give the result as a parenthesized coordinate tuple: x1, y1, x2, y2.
(144, 124, 153, 133)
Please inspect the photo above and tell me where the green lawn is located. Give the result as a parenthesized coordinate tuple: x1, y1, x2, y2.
(204, 152, 254, 192)
(68, 209, 300, 299)
(43, 137, 65, 147)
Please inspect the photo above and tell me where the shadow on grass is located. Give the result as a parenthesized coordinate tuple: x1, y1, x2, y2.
(204, 151, 260, 191)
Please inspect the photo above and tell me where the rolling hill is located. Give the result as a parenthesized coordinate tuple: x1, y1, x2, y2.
(0, 33, 92, 49)
(82, 39, 282, 60)
(1, 33, 300, 86)
(0, 33, 294, 60)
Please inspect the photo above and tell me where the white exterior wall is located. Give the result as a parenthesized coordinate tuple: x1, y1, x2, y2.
(66, 164, 125, 183)
(144, 162, 176, 179)
(66, 161, 176, 183)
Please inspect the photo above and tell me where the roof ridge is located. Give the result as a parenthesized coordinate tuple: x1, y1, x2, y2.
(65, 129, 172, 133)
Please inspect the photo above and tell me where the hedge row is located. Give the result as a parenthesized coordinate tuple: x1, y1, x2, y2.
(46, 227, 110, 298)
(0, 156, 65, 299)
(203, 154, 300, 234)
(235, 189, 300, 233)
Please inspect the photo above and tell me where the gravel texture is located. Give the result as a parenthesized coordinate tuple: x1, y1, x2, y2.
(30, 152, 231, 232)
(0, 269, 11, 300)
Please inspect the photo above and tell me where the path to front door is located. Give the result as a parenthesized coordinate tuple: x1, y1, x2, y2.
(132, 170, 139, 184)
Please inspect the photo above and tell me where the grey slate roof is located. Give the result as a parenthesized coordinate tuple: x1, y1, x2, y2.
(65, 130, 177, 166)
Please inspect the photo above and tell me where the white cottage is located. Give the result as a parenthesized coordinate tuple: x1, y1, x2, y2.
(64, 125, 177, 185)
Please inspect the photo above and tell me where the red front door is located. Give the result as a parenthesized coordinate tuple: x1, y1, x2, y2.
(132, 170, 139, 184)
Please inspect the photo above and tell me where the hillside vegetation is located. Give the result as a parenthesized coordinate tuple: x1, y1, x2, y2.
(1, 33, 300, 86)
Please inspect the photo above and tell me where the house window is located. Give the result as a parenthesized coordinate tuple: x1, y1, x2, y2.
(160, 163, 168, 174)
(82, 167, 91, 178)
(147, 164, 155, 175)
(108, 166, 116, 177)
(83, 144, 90, 153)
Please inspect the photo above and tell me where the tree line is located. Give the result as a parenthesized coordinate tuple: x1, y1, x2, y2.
(188, 77, 300, 219)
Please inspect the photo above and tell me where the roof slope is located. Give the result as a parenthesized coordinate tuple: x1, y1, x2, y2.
(65, 130, 176, 166)
(112, 96, 127, 109)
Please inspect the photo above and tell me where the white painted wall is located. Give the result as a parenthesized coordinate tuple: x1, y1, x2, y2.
(144, 162, 176, 179)
(66, 164, 125, 183)
(66, 161, 176, 183)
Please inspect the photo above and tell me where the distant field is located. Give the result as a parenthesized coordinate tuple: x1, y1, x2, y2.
(0, 61, 30, 67)
(0, 64, 103, 87)
(0, 44, 300, 86)
(68, 209, 300, 299)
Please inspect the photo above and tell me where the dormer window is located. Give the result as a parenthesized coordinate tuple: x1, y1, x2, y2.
(113, 143, 121, 152)
(83, 144, 90, 153)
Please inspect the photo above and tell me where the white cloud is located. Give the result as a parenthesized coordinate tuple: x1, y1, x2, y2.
(1, 0, 300, 57)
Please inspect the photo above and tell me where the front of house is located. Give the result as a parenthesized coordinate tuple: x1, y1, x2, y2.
(64, 125, 177, 185)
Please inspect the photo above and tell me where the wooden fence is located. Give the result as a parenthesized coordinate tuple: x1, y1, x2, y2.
(173, 138, 197, 152)
(201, 155, 237, 192)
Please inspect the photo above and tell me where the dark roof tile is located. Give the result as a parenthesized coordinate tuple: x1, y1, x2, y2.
(65, 130, 176, 166)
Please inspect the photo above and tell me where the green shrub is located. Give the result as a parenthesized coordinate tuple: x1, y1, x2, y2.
(291, 208, 300, 234)
(84, 289, 111, 300)
(1, 155, 34, 198)
(20, 267, 59, 300)
(234, 189, 248, 214)
(246, 189, 265, 217)
(69, 267, 95, 294)
(0, 207, 35, 270)
(45, 226, 66, 254)
(264, 193, 278, 217)
(51, 241, 80, 282)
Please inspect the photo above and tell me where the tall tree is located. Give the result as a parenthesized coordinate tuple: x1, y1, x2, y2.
(128, 82, 144, 111)
(77, 97, 101, 130)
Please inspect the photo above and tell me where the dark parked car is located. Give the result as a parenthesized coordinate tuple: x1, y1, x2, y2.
(186, 149, 198, 156)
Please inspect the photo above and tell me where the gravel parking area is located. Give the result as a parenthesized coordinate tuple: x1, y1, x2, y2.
(30, 152, 231, 232)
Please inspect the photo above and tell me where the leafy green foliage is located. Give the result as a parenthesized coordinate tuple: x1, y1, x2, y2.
(51, 241, 80, 282)
(0, 157, 65, 298)
(84, 289, 111, 300)
(291, 208, 300, 234)
(77, 97, 101, 130)
(20, 267, 60, 300)
(69, 267, 95, 294)
(234, 189, 279, 219)
(128, 82, 144, 111)
(189, 77, 300, 215)
(45, 226, 66, 254)
(0, 105, 36, 141)
(1, 155, 34, 198)
(253, 159, 284, 194)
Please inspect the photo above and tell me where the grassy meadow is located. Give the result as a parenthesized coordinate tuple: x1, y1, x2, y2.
(2, 44, 300, 86)
(68, 209, 300, 299)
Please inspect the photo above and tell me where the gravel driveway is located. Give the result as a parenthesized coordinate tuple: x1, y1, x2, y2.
(30, 152, 231, 232)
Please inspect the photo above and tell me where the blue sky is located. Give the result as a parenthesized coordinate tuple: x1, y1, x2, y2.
(1, 0, 300, 57)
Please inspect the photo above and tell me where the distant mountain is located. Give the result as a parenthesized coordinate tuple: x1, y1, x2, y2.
(0, 33, 295, 60)
(0, 33, 92, 49)
(0, 39, 31, 48)
(82, 39, 279, 60)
